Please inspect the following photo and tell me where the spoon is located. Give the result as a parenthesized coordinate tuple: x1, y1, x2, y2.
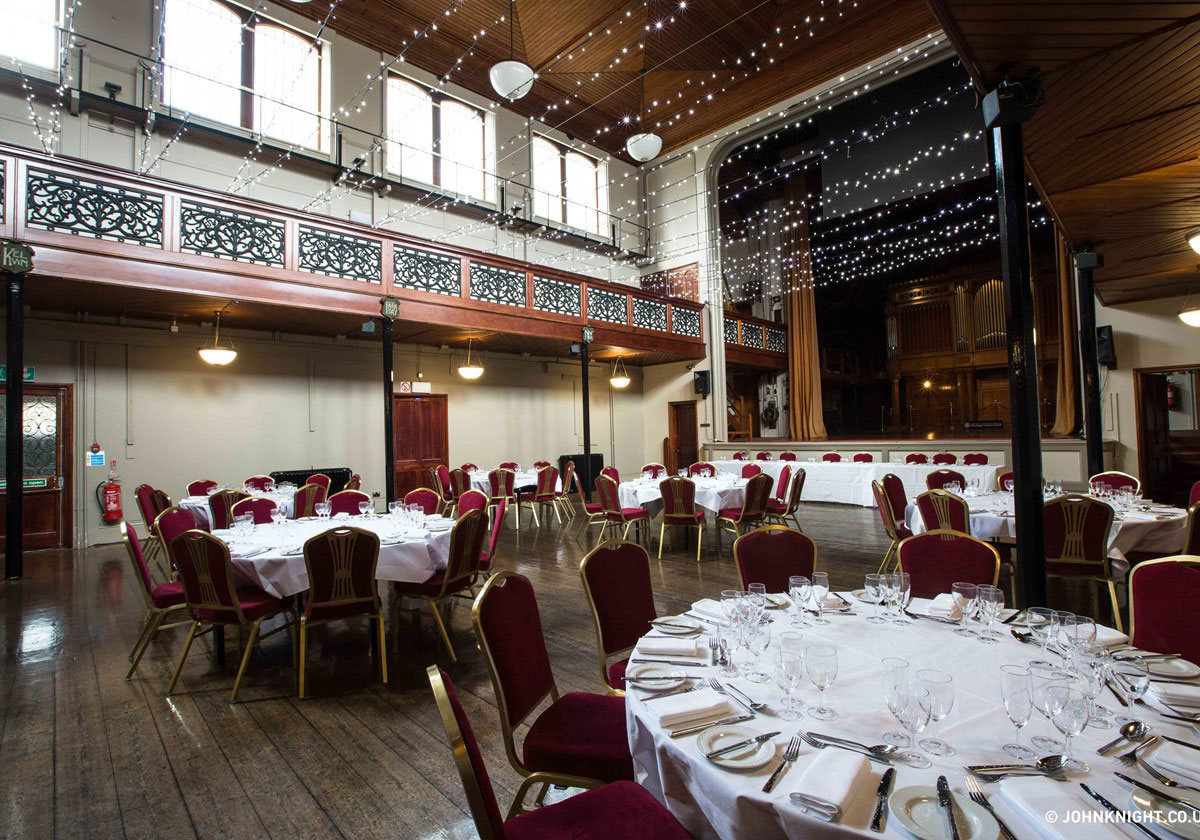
(1097, 720, 1149, 755)
(970, 755, 1069, 775)
(807, 732, 899, 758)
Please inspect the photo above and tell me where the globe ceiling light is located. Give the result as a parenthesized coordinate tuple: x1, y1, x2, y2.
(198, 309, 237, 366)
(1186, 226, 1200, 255)
(609, 356, 631, 389)
(1179, 307, 1200, 327)
(457, 338, 485, 379)
(625, 132, 663, 163)
(490, 60, 535, 100)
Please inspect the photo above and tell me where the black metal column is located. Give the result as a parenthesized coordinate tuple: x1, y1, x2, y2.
(990, 118, 1047, 608)
(6, 272, 24, 579)
(580, 335, 593, 502)
(381, 316, 395, 506)
(1074, 251, 1104, 478)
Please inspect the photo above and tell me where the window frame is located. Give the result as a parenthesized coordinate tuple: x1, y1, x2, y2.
(0, 0, 63, 82)
(530, 133, 606, 237)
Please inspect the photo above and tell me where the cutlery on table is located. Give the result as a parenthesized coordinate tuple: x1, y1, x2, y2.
(963, 775, 1017, 840)
(1148, 678, 1200, 686)
(669, 714, 754, 738)
(869, 767, 896, 833)
(621, 675, 687, 682)
(1114, 652, 1182, 662)
(1137, 756, 1200, 795)
(1115, 772, 1200, 816)
(1160, 735, 1200, 752)
(709, 636, 719, 666)
(763, 735, 803, 793)
(936, 775, 962, 840)
(903, 610, 958, 625)
(630, 657, 709, 667)
(1116, 736, 1160, 766)
(723, 682, 765, 710)
(1106, 678, 1130, 707)
(651, 619, 701, 631)
(1080, 784, 1161, 840)
(1099, 721, 1150, 755)
(641, 684, 701, 702)
(1158, 712, 1200, 723)
(1001, 609, 1026, 625)
(806, 732, 897, 762)
(706, 679, 758, 714)
(705, 731, 780, 760)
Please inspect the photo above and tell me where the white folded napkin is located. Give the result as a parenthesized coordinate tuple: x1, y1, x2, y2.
(1094, 625, 1129, 648)
(788, 749, 871, 822)
(1150, 682, 1200, 709)
(1150, 742, 1200, 785)
(926, 592, 963, 620)
(690, 598, 729, 623)
(637, 637, 701, 657)
(998, 777, 1128, 840)
(238, 546, 270, 559)
(651, 688, 731, 729)
(765, 593, 790, 609)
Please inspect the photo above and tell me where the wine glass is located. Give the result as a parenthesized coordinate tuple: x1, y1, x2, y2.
(788, 575, 811, 627)
(865, 574, 887, 625)
(889, 679, 933, 768)
(1026, 607, 1058, 667)
(879, 573, 898, 621)
(810, 572, 830, 625)
(1030, 664, 1065, 751)
(358, 500, 372, 517)
(1116, 660, 1150, 728)
(805, 645, 838, 720)
(774, 650, 805, 721)
(741, 623, 771, 683)
(270, 507, 286, 528)
(1046, 683, 1091, 772)
(315, 501, 331, 520)
(976, 584, 1003, 643)
(881, 657, 911, 746)
(951, 582, 977, 637)
(891, 572, 912, 624)
(917, 669, 955, 756)
(1000, 664, 1037, 759)
(1073, 650, 1111, 730)
(717, 623, 739, 677)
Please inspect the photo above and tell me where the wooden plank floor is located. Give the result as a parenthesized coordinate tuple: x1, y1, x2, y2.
(0, 502, 890, 840)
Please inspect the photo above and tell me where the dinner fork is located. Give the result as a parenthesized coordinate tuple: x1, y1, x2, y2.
(1116, 736, 1159, 766)
(762, 735, 803, 793)
(964, 776, 1017, 840)
(706, 678, 760, 714)
(1137, 756, 1200, 795)
(709, 636, 719, 666)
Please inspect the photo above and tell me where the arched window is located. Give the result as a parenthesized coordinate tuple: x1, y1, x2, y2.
(565, 150, 600, 234)
(385, 76, 489, 201)
(532, 137, 562, 224)
(386, 77, 434, 186)
(0, 0, 58, 70)
(254, 24, 322, 148)
(439, 100, 485, 199)
(163, 0, 243, 128)
(532, 135, 605, 235)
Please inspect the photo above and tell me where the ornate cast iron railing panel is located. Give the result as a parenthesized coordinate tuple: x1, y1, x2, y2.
(672, 306, 701, 338)
(179, 202, 285, 267)
(724, 315, 785, 353)
(25, 168, 163, 246)
(298, 225, 381, 283)
(394, 245, 461, 296)
(587, 287, 627, 324)
(765, 327, 786, 353)
(741, 322, 764, 349)
(533, 275, 581, 316)
(632, 298, 667, 332)
(723, 316, 738, 345)
(469, 263, 525, 308)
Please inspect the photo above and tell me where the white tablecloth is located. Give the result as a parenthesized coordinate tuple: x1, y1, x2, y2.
(711, 461, 999, 507)
(468, 470, 561, 493)
(214, 514, 453, 598)
(905, 493, 1188, 562)
(180, 489, 296, 529)
(627, 595, 1185, 839)
(619, 477, 747, 515)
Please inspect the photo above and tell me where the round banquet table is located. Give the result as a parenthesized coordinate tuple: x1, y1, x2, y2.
(619, 475, 747, 515)
(468, 469, 561, 494)
(213, 514, 453, 598)
(180, 488, 296, 529)
(626, 595, 1194, 840)
(905, 493, 1188, 563)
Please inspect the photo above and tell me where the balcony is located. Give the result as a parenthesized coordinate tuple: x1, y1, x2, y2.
(722, 312, 787, 371)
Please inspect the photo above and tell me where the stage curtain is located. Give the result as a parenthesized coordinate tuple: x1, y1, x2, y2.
(784, 186, 828, 441)
(1050, 228, 1079, 437)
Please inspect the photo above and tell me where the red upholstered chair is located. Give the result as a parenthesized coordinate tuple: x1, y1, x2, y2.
(872, 479, 912, 574)
(1044, 494, 1123, 631)
(997, 470, 1015, 491)
(732, 451, 748, 460)
(121, 521, 188, 681)
(293, 482, 325, 518)
(433, 465, 455, 511)
(477, 498, 508, 585)
(755, 451, 773, 461)
(717, 472, 773, 549)
(427, 667, 689, 838)
(154, 506, 198, 567)
(1190, 480, 1200, 508)
(135, 483, 173, 572)
(822, 453, 841, 463)
(600, 466, 620, 484)
(231, 496, 277, 525)
(688, 461, 715, 477)
(209, 489, 250, 530)
(641, 463, 667, 477)
(167, 530, 292, 702)
(898, 530, 1000, 599)
(772, 464, 792, 503)
(1186, 502, 1200, 555)
(915, 489, 971, 534)
(328, 489, 371, 517)
(448, 468, 473, 515)
(932, 453, 957, 465)
(766, 467, 805, 530)
(575, 471, 605, 534)
(657, 476, 705, 562)
(306, 473, 332, 492)
(519, 467, 561, 527)
(457, 489, 489, 517)
(299, 526, 385, 698)
(393, 509, 487, 662)
(882, 473, 908, 518)
(404, 487, 441, 515)
(555, 460, 577, 517)
(533, 460, 552, 470)
(461, 463, 478, 472)
(906, 453, 928, 464)
(734, 525, 817, 592)
(499, 461, 520, 470)
(1129, 556, 1200, 667)
(741, 463, 762, 478)
(853, 453, 874, 463)
(344, 473, 362, 491)
(594, 475, 648, 544)
(488, 468, 517, 519)
(472, 572, 634, 816)
(963, 453, 988, 466)
(1090, 471, 1140, 494)
(580, 541, 658, 694)
(186, 479, 218, 496)
(926, 468, 966, 491)
(779, 452, 797, 461)
(244, 474, 274, 491)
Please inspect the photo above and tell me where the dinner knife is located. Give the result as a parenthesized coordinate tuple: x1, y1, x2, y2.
(869, 767, 896, 833)
(1159, 734, 1200, 752)
(629, 657, 708, 667)
(1001, 608, 1026, 625)
(936, 776, 961, 840)
(669, 714, 754, 738)
(904, 610, 958, 625)
(705, 731, 780, 759)
(651, 619, 700, 630)
(1115, 772, 1200, 816)
(1080, 784, 1161, 840)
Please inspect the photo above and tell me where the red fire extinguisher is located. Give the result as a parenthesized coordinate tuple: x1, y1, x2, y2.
(96, 459, 123, 524)
(1167, 381, 1180, 410)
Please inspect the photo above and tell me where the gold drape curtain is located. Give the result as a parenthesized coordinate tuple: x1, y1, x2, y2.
(1050, 228, 1079, 437)
(784, 183, 827, 441)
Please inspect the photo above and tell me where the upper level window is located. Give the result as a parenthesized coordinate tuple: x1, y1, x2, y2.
(0, 0, 59, 71)
(163, 0, 326, 150)
(385, 75, 491, 201)
(531, 135, 605, 235)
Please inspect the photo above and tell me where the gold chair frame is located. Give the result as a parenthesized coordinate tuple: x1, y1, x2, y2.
(915, 489, 972, 535)
(716, 472, 772, 550)
(872, 479, 905, 574)
(556, 461, 578, 519)
(1186, 502, 1200, 555)
(1088, 470, 1141, 493)
(897, 528, 1001, 588)
(122, 521, 191, 681)
(764, 469, 804, 531)
(293, 482, 325, 518)
(594, 475, 646, 546)
(1043, 494, 1122, 631)
(520, 466, 562, 527)
(576, 474, 605, 533)
(138, 484, 173, 578)
(210, 488, 250, 530)
(657, 475, 705, 563)
(732, 525, 818, 590)
(579, 539, 652, 695)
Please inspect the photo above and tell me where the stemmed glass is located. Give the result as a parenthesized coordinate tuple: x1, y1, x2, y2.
(806, 645, 838, 720)
(810, 572, 830, 625)
(270, 507, 286, 528)
(999, 664, 1037, 759)
(1116, 660, 1150, 728)
(358, 500, 373, 517)
(917, 669, 955, 756)
(1030, 664, 1065, 751)
(315, 501, 331, 520)
(1073, 650, 1111, 730)
(889, 679, 933, 768)
(717, 623, 739, 677)
(1026, 607, 1058, 667)
(720, 589, 741, 631)
(775, 633, 805, 721)
(879, 573, 898, 621)
(976, 585, 1003, 643)
(951, 582, 977, 637)
(891, 573, 912, 624)
(865, 574, 887, 624)
(881, 658, 912, 746)
(1047, 683, 1091, 772)
(740, 623, 771, 683)
(788, 575, 811, 627)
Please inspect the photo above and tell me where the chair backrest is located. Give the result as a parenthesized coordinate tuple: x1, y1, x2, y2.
(293, 482, 326, 518)
(185, 479, 218, 497)
(872, 480, 902, 541)
(1129, 556, 1200, 666)
(822, 453, 841, 463)
(926, 468, 966, 491)
(404, 487, 441, 515)
(594, 475, 622, 517)
(328, 489, 371, 517)
(932, 453, 957, 465)
(781, 468, 805, 515)
(880, 473, 907, 521)
(533, 460, 552, 469)
(121, 521, 157, 607)
(488, 468, 515, 500)
(154, 506, 197, 554)
(755, 452, 772, 461)
(209, 489, 250, 530)
(915, 489, 971, 534)
(732, 451, 747, 460)
(963, 453, 988, 466)
(778, 452, 797, 461)
(534, 467, 559, 501)
(905, 453, 928, 464)
(306, 473, 332, 491)
(436, 509, 487, 597)
(244, 475, 274, 491)
(688, 461, 715, 477)
(600, 466, 620, 484)
(559, 460, 575, 497)
(303, 526, 381, 621)
(231, 496, 277, 525)
(641, 463, 667, 477)
(1090, 471, 1140, 493)
(898, 530, 1000, 599)
(659, 476, 698, 522)
(426, 667, 508, 840)
(741, 463, 762, 478)
(457, 489, 489, 515)
(997, 470, 1015, 490)
(734, 526, 816, 591)
(736, 473, 773, 522)
(172, 529, 248, 624)
(461, 463, 478, 472)
(773, 464, 792, 501)
(580, 541, 657, 665)
(136, 483, 172, 524)
(486, 499, 507, 560)
(344, 473, 362, 491)
(853, 453, 873, 463)
(436, 465, 454, 501)
(1191, 480, 1200, 508)
(1187, 502, 1200, 555)
(499, 461, 519, 470)
(449, 468, 472, 499)
(1044, 494, 1114, 573)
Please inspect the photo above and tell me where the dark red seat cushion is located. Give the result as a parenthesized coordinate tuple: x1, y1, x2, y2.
(394, 573, 473, 599)
(718, 506, 743, 520)
(766, 500, 787, 514)
(896, 524, 913, 539)
(582, 502, 602, 514)
(606, 657, 628, 688)
(506, 780, 689, 840)
(196, 589, 283, 623)
(522, 692, 633, 783)
(665, 510, 705, 523)
(611, 507, 648, 521)
(150, 581, 186, 609)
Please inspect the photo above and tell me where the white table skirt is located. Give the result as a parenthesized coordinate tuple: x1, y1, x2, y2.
(712, 461, 999, 507)
(468, 470, 561, 493)
(180, 490, 296, 529)
(627, 595, 1179, 840)
(214, 514, 453, 598)
(904, 493, 1188, 562)
(619, 478, 747, 514)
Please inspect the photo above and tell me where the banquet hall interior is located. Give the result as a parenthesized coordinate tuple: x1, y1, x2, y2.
(3, 0, 1200, 838)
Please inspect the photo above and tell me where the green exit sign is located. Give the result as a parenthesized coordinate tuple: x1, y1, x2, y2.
(0, 365, 35, 382)
(0, 241, 33, 274)
(0, 478, 49, 489)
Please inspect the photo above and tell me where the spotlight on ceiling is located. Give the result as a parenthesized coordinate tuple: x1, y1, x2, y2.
(625, 132, 662, 163)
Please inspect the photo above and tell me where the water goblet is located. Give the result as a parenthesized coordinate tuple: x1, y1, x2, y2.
(879, 573, 898, 621)
(976, 584, 1003, 643)
(358, 500, 372, 517)
(270, 507, 286, 528)
(805, 645, 838, 720)
(774, 651, 805, 721)
(788, 575, 811, 627)
(916, 669, 955, 756)
(810, 572, 830, 625)
(881, 657, 911, 746)
(891, 573, 912, 624)
(1026, 607, 1058, 667)
(1115, 660, 1150, 728)
(951, 582, 977, 637)
(1030, 664, 1065, 751)
(1046, 683, 1091, 772)
(864, 573, 887, 624)
(999, 664, 1037, 759)
(1073, 651, 1111, 730)
(741, 623, 771, 683)
(889, 679, 933, 768)
(717, 623, 739, 677)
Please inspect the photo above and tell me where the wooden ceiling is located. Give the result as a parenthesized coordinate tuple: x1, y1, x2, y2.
(279, 0, 938, 159)
(927, 1, 1200, 305)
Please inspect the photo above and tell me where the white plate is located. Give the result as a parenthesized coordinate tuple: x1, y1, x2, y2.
(652, 616, 703, 635)
(850, 588, 873, 604)
(1150, 659, 1200, 680)
(888, 786, 999, 840)
(425, 519, 453, 531)
(625, 663, 687, 692)
(1130, 787, 1200, 839)
(696, 724, 776, 771)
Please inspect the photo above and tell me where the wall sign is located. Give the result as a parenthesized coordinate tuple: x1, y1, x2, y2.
(86, 450, 107, 467)
(0, 365, 35, 382)
(0, 478, 49, 489)
(0, 240, 34, 273)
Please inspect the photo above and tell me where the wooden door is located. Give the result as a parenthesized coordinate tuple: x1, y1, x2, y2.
(977, 379, 1010, 427)
(0, 384, 73, 549)
(393, 394, 448, 497)
(1136, 372, 1172, 502)
(668, 400, 699, 474)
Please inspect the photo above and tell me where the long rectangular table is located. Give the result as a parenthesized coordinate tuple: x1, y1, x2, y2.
(619, 476, 748, 515)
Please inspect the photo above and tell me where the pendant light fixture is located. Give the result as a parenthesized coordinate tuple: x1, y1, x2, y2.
(490, 0, 534, 100)
(1186, 226, 1200, 255)
(609, 356, 631, 389)
(457, 338, 485, 379)
(625, 58, 661, 162)
(197, 307, 237, 366)
(1180, 268, 1200, 326)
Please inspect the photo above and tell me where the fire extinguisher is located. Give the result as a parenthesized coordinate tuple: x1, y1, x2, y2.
(1167, 380, 1180, 410)
(95, 459, 123, 525)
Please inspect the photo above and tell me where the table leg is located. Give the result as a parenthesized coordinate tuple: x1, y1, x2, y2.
(215, 624, 226, 668)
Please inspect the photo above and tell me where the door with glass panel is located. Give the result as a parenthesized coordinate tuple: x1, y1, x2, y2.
(0, 385, 73, 549)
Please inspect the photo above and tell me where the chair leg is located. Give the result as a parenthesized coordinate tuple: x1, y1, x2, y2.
(230, 618, 264, 703)
(127, 609, 156, 662)
(126, 610, 166, 681)
(695, 525, 703, 563)
(376, 612, 388, 686)
(552, 500, 562, 524)
(1106, 581, 1123, 633)
(876, 541, 896, 575)
(788, 513, 803, 532)
(167, 620, 201, 695)
(298, 618, 308, 699)
(622, 521, 632, 539)
(595, 521, 607, 547)
(531, 503, 540, 527)
(657, 523, 666, 559)
(428, 598, 457, 663)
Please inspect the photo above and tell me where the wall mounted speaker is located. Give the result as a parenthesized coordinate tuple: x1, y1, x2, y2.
(693, 370, 710, 396)
(1096, 325, 1116, 368)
